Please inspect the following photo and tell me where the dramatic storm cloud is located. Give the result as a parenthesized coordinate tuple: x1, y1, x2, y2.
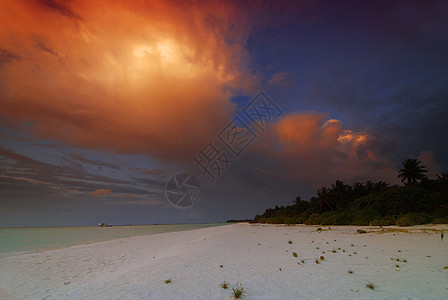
(0, 0, 256, 160)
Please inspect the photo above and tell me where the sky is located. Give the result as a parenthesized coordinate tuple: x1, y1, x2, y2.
(1, 0, 447, 226)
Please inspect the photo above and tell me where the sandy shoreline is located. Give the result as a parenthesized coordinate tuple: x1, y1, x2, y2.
(0, 223, 447, 299)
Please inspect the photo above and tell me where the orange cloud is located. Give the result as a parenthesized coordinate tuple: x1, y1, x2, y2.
(252, 113, 397, 189)
(0, 0, 257, 160)
(90, 189, 111, 197)
(275, 114, 341, 154)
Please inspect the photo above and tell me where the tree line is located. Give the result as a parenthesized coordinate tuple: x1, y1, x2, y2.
(253, 159, 448, 226)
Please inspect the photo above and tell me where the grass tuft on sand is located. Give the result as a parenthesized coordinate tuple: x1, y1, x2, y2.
(220, 280, 229, 289)
(231, 283, 247, 299)
(365, 281, 376, 290)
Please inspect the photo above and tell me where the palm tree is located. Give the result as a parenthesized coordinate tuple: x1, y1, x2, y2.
(294, 196, 303, 206)
(365, 180, 375, 193)
(397, 158, 428, 185)
(352, 182, 366, 198)
(436, 172, 448, 184)
(331, 180, 349, 195)
(294, 196, 309, 213)
(374, 181, 389, 191)
(331, 180, 351, 210)
(317, 186, 334, 212)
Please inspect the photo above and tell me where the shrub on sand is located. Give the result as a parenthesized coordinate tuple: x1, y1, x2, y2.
(231, 283, 247, 299)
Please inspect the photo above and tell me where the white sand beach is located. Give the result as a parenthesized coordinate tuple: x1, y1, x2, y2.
(1, 223, 447, 300)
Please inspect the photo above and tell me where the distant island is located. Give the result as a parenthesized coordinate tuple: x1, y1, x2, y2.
(253, 158, 448, 226)
(226, 219, 253, 223)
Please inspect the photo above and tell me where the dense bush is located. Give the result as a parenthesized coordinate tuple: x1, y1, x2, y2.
(253, 177, 448, 226)
(433, 216, 448, 224)
(305, 213, 323, 225)
(396, 213, 433, 226)
(370, 215, 397, 226)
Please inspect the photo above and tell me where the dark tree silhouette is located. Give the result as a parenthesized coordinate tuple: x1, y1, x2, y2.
(317, 186, 333, 212)
(398, 158, 428, 185)
(330, 180, 351, 211)
(254, 175, 448, 225)
(436, 172, 448, 184)
(374, 181, 389, 191)
(352, 182, 368, 199)
(294, 196, 303, 205)
(293, 196, 310, 213)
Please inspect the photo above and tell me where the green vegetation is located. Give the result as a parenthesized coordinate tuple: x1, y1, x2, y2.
(231, 283, 247, 299)
(164, 279, 171, 284)
(292, 252, 298, 257)
(253, 159, 448, 226)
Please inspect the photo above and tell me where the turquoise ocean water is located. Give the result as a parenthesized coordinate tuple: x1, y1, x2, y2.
(0, 223, 228, 255)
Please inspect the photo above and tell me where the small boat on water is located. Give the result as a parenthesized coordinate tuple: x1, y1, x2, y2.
(98, 223, 112, 227)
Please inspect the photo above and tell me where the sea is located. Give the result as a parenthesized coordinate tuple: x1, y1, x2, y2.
(0, 223, 228, 255)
